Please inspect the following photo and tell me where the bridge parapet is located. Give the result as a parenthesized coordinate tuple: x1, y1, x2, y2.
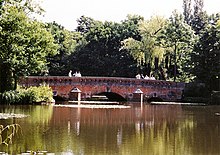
(19, 76, 185, 102)
(20, 76, 184, 88)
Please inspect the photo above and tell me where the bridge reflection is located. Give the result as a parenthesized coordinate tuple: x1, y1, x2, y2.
(51, 104, 182, 133)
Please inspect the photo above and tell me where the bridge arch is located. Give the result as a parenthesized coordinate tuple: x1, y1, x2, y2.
(147, 97, 163, 102)
(97, 92, 127, 102)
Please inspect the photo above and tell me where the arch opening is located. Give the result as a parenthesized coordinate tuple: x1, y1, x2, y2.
(147, 97, 163, 102)
(97, 92, 127, 102)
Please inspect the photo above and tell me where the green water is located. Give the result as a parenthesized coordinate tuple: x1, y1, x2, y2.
(0, 104, 220, 155)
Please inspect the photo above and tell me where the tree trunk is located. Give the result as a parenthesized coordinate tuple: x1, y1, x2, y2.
(0, 63, 14, 93)
(174, 44, 177, 82)
(13, 74, 18, 90)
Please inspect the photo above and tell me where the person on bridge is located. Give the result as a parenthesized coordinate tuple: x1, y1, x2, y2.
(68, 70, 72, 77)
(74, 71, 82, 77)
(144, 75, 149, 79)
(149, 76, 156, 80)
(136, 74, 141, 79)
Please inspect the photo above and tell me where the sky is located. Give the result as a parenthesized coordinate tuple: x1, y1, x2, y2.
(38, 0, 220, 31)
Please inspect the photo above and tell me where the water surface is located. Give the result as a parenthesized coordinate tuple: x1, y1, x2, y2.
(0, 104, 220, 155)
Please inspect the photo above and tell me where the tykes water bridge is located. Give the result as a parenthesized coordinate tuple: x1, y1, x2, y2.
(19, 76, 185, 102)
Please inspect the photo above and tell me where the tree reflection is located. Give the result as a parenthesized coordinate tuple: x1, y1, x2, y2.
(0, 105, 53, 154)
(0, 105, 220, 154)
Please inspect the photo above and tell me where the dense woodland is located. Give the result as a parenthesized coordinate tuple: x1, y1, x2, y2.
(0, 0, 219, 99)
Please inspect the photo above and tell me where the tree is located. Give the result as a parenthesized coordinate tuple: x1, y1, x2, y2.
(191, 14, 220, 91)
(159, 11, 196, 82)
(217, 19, 220, 27)
(182, 0, 208, 35)
(0, 0, 3, 8)
(69, 15, 142, 77)
(0, 2, 58, 92)
(191, 0, 209, 35)
(183, 0, 192, 25)
(76, 15, 96, 35)
(120, 14, 143, 41)
(121, 16, 166, 79)
(46, 22, 81, 75)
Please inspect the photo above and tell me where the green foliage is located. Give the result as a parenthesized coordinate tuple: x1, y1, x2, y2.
(18, 85, 54, 103)
(191, 15, 220, 91)
(190, 0, 208, 35)
(121, 37, 145, 65)
(76, 15, 96, 34)
(182, 0, 219, 93)
(0, 91, 20, 104)
(217, 19, 220, 28)
(70, 15, 141, 77)
(159, 11, 196, 82)
(0, 85, 53, 104)
(121, 16, 166, 78)
(0, 5, 58, 76)
(46, 22, 81, 75)
(182, 0, 208, 34)
(0, 1, 58, 92)
(183, 0, 192, 25)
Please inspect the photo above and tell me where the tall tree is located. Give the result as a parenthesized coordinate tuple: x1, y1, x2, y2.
(69, 15, 142, 77)
(76, 15, 96, 35)
(46, 22, 81, 75)
(183, 0, 208, 35)
(191, 0, 208, 34)
(191, 14, 220, 91)
(0, 1, 58, 92)
(183, 0, 192, 25)
(160, 11, 196, 82)
(121, 16, 166, 79)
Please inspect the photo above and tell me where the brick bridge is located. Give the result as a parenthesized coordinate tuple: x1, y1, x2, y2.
(19, 76, 185, 102)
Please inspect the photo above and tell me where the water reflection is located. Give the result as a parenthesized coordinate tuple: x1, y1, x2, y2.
(0, 104, 220, 154)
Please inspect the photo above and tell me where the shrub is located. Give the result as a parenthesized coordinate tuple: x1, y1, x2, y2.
(0, 90, 20, 105)
(184, 82, 209, 97)
(24, 85, 53, 103)
(17, 88, 35, 104)
(0, 85, 53, 105)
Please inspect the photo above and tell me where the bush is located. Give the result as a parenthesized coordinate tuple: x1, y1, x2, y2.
(0, 85, 53, 105)
(184, 82, 209, 97)
(0, 90, 20, 104)
(24, 85, 53, 103)
(17, 88, 35, 104)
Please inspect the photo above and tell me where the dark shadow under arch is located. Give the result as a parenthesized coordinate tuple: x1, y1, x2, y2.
(147, 97, 163, 102)
(97, 92, 127, 102)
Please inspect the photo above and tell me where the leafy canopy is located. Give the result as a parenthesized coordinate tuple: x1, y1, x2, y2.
(0, 1, 58, 92)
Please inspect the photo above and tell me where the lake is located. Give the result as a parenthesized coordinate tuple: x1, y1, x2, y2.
(0, 103, 220, 155)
